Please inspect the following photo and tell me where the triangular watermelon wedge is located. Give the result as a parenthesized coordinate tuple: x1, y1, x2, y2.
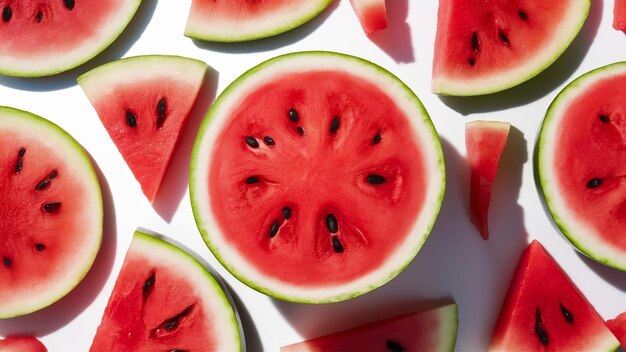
(349, 0, 388, 35)
(607, 312, 626, 348)
(281, 303, 458, 352)
(78, 55, 207, 202)
(489, 240, 620, 351)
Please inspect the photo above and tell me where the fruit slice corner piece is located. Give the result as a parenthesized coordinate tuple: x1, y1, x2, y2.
(607, 312, 626, 348)
(190, 51, 445, 303)
(90, 230, 243, 352)
(0, 336, 47, 352)
(465, 120, 510, 240)
(0, 107, 102, 319)
(615, 0, 626, 31)
(0, 0, 141, 77)
(349, 0, 388, 35)
(431, 0, 590, 96)
(489, 240, 620, 352)
(78, 55, 208, 203)
(536, 62, 626, 271)
(184, 0, 334, 42)
(280, 303, 458, 352)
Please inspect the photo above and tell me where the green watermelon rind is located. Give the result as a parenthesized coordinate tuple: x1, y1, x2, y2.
(184, 0, 334, 42)
(189, 51, 446, 303)
(536, 61, 626, 272)
(437, 303, 459, 352)
(0, 106, 103, 318)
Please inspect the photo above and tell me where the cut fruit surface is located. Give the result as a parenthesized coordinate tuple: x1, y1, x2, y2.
(280, 303, 458, 352)
(0, 107, 102, 319)
(349, 0, 387, 35)
(489, 240, 620, 352)
(465, 120, 510, 240)
(607, 312, 626, 347)
(615, 0, 626, 31)
(190, 51, 445, 303)
(0, 0, 140, 77)
(90, 230, 242, 352)
(185, 0, 333, 42)
(78, 55, 207, 203)
(0, 336, 47, 352)
(432, 0, 590, 96)
(537, 62, 626, 271)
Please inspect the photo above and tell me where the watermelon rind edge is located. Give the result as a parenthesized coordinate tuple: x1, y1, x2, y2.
(0, 106, 103, 318)
(536, 61, 626, 272)
(189, 51, 446, 303)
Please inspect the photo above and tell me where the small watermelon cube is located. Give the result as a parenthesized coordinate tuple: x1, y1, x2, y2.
(349, 0, 387, 35)
(615, 0, 626, 31)
(607, 312, 626, 348)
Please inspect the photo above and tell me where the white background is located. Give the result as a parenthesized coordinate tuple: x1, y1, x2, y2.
(0, 0, 625, 351)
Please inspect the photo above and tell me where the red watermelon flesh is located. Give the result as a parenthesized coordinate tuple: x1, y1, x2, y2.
(607, 312, 626, 347)
(489, 240, 620, 351)
(78, 55, 207, 203)
(280, 304, 458, 352)
(90, 230, 241, 351)
(349, 0, 388, 35)
(0, 336, 47, 352)
(465, 120, 510, 240)
(615, 0, 626, 31)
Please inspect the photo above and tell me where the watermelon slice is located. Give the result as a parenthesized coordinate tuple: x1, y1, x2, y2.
(536, 62, 626, 271)
(615, 0, 626, 31)
(489, 240, 620, 351)
(190, 51, 445, 303)
(0, 336, 47, 352)
(349, 0, 388, 35)
(0, 0, 140, 77)
(432, 0, 590, 96)
(90, 230, 242, 351)
(78, 55, 207, 203)
(0, 107, 102, 318)
(185, 0, 334, 42)
(280, 303, 458, 352)
(607, 312, 626, 347)
(465, 120, 510, 240)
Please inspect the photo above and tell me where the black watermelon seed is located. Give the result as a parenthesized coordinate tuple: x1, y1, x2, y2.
(36, 244, 45, 251)
(15, 147, 26, 174)
(126, 110, 137, 128)
(263, 136, 275, 146)
(156, 97, 167, 129)
(331, 236, 344, 253)
(35, 170, 58, 191)
(64, 0, 75, 10)
(245, 176, 259, 184)
(599, 114, 610, 123)
(560, 303, 574, 324)
(499, 30, 510, 46)
(518, 10, 528, 20)
(586, 178, 602, 189)
(154, 305, 194, 336)
(143, 272, 155, 300)
(35, 10, 43, 23)
(282, 207, 291, 220)
(288, 108, 299, 122)
(373, 132, 382, 145)
(386, 339, 405, 352)
(168, 350, 189, 352)
(471, 31, 480, 53)
(297, 126, 305, 136)
(326, 214, 338, 233)
(366, 174, 386, 185)
(468, 58, 476, 66)
(245, 136, 259, 148)
(43, 202, 62, 214)
(2, 6, 11, 22)
(535, 308, 549, 346)
(330, 116, 340, 134)
(269, 221, 280, 238)
(3, 256, 11, 268)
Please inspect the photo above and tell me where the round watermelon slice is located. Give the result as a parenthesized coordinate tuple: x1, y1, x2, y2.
(537, 62, 626, 271)
(432, 0, 590, 96)
(190, 51, 445, 303)
(0, 107, 102, 318)
(90, 230, 242, 351)
(184, 0, 333, 42)
(0, 0, 141, 77)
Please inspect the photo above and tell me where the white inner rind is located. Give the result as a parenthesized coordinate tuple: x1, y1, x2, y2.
(190, 52, 445, 303)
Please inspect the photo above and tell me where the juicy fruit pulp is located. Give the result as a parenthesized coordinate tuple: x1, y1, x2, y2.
(0, 0, 140, 77)
(78, 55, 207, 203)
(0, 336, 47, 352)
(349, 0, 388, 35)
(90, 230, 242, 352)
(190, 51, 445, 303)
(615, 0, 626, 31)
(432, 0, 590, 96)
(537, 62, 626, 271)
(607, 312, 626, 347)
(280, 303, 458, 352)
(0, 107, 102, 319)
(489, 240, 620, 351)
(465, 120, 510, 240)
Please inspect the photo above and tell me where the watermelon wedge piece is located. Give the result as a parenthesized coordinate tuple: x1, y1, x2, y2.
(90, 230, 242, 351)
(0, 107, 102, 319)
(78, 55, 207, 203)
(615, 0, 626, 31)
(0, 336, 47, 352)
(0, 0, 141, 77)
(465, 120, 510, 240)
(280, 303, 458, 352)
(489, 240, 620, 351)
(432, 0, 590, 96)
(607, 312, 626, 347)
(184, 0, 333, 42)
(349, 0, 388, 35)
(190, 51, 445, 303)
(536, 62, 626, 271)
